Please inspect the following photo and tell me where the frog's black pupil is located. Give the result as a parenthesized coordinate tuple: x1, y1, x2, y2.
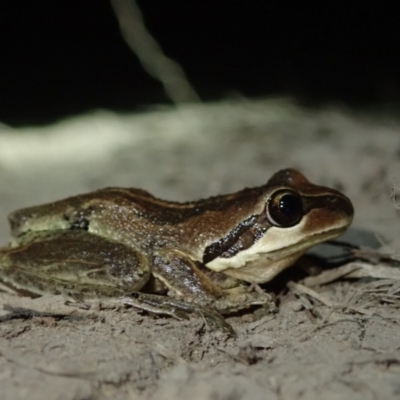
(279, 194, 302, 220)
(268, 190, 303, 227)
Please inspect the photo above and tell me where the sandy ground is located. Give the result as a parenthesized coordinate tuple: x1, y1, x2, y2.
(0, 99, 400, 400)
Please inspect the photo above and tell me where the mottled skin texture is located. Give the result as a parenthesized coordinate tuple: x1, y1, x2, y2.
(0, 169, 354, 333)
(9, 186, 264, 259)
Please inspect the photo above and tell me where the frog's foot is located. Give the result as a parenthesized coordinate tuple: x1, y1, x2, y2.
(120, 293, 235, 336)
(247, 282, 267, 295)
(213, 291, 276, 315)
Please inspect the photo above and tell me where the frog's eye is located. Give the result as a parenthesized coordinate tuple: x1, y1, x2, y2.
(267, 190, 304, 227)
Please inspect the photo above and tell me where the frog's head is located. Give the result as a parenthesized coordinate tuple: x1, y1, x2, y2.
(204, 169, 354, 283)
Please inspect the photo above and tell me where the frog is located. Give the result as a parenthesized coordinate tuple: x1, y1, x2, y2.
(0, 169, 354, 334)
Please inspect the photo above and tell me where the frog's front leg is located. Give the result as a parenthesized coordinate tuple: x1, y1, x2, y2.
(124, 248, 237, 333)
(142, 249, 275, 322)
(151, 248, 224, 304)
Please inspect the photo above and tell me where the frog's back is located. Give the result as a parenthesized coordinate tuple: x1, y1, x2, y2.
(8, 186, 264, 252)
(8, 188, 158, 237)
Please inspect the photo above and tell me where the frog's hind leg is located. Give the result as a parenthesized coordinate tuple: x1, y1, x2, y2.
(0, 230, 151, 301)
(0, 231, 234, 333)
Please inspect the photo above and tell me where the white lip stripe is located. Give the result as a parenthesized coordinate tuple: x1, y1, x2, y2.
(206, 215, 348, 273)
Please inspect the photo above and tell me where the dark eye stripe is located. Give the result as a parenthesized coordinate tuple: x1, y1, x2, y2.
(202, 215, 257, 263)
(203, 213, 271, 263)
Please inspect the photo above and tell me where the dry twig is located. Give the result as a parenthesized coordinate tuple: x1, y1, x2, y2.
(110, 0, 200, 104)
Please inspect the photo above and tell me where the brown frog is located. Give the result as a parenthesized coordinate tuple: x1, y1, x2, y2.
(0, 169, 354, 333)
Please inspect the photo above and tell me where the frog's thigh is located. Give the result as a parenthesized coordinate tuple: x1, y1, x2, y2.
(151, 248, 223, 303)
(0, 230, 151, 299)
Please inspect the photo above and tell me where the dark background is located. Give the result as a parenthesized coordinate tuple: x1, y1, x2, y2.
(0, 1, 398, 126)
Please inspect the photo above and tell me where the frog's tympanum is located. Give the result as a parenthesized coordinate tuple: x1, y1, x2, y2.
(0, 169, 353, 333)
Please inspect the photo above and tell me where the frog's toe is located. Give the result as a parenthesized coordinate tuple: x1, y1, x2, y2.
(202, 310, 236, 336)
(120, 294, 191, 320)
